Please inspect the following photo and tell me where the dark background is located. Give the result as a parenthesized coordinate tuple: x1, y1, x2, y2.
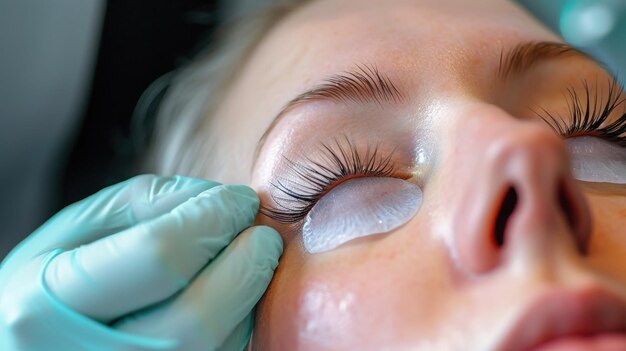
(60, 0, 218, 206)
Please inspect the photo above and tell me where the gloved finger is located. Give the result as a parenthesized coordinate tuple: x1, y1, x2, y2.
(217, 313, 254, 351)
(112, 226, 283, 351)
(1, 175, 219, 272)
(44, 184, 261, 322)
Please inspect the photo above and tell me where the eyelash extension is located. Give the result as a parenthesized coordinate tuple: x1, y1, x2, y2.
(535, 77, 626, 147)
(260, 137, 396, 224)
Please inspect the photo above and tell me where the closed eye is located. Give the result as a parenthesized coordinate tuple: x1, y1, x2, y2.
(260, 136, 408, 224)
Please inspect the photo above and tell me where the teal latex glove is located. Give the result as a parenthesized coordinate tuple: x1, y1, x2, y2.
(0, 175, 283, 351)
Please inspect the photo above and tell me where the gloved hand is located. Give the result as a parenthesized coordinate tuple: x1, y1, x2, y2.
(0, 175, 283, 351)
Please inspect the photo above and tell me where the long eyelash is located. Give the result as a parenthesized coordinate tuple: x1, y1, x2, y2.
(260, 136, 396, 224)
(535, 77, 626, 147)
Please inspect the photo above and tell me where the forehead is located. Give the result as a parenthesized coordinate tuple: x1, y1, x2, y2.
(218, 0, 559, 125)
(210, 0, 560, 182)
(242, 0, 557, 91)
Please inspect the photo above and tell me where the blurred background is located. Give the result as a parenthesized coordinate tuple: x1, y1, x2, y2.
(1, 0, 625, 259)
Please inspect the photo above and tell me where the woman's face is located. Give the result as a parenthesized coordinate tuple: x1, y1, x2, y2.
(206, 0, 626, 349)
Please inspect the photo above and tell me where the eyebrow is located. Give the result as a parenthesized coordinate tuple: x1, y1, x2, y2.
(254, 41, 599, 169)
(290, 63, 406, 106)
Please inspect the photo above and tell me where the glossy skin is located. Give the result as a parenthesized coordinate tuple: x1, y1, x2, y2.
(198, 0, 626, 349)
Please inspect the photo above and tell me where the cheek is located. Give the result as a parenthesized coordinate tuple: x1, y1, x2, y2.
(253, 223, 458, 350)
(585, 187, 626, 281)
(254, 240, 385, 350)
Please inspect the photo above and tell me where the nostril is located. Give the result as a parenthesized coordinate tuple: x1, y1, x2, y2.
(495, 186, 518, 247)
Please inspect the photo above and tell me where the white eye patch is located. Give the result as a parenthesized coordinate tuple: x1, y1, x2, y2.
(302, 177, 423, 254)
(566, 136, 626, 184)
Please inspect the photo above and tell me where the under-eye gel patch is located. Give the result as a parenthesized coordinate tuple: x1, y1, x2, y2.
(566, 137, 626, 184)
(302, 177, 423, 254)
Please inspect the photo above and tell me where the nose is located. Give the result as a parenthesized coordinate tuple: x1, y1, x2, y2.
(447, 107, 592, 274)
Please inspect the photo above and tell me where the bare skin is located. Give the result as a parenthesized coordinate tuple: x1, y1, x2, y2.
(195, 0, 626, 349)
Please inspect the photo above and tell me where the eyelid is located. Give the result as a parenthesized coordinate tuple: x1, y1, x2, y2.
(252, 64, 405, 173)
(260, 136, 406, 224)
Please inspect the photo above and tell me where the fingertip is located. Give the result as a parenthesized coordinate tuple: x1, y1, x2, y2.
(244, 226, 283, 270)
(151, 175, 221, 193)
(130, 176, 222, 223)
(222, 185, 259, 203)
(251, 225, 283, 250)
(219, 185, 260, 220)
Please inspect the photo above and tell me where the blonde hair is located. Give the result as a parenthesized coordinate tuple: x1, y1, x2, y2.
(145, 0, 308, 177)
